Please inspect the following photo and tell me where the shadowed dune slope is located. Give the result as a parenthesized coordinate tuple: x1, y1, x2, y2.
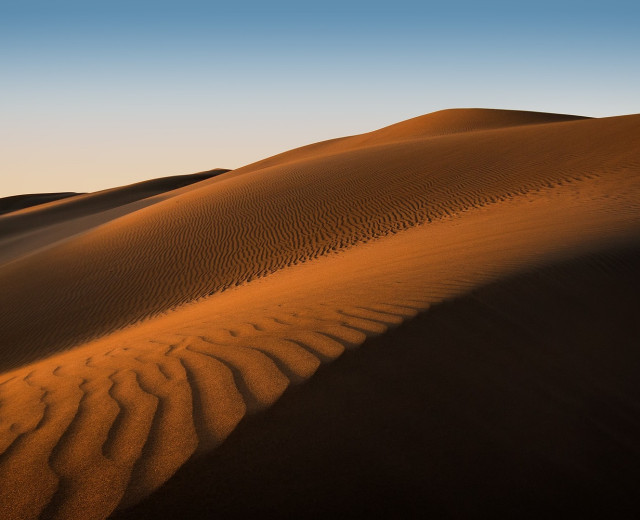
(0, 112, 638, 370)
(0, 169, 229, 266)
(0, 193, 82, 216)
(113, 244, 640, 519)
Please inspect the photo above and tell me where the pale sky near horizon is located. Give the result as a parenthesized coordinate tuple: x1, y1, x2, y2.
(1, 0, 639, 197)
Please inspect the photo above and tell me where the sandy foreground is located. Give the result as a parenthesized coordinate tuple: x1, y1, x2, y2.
(0, 109, 639, 518)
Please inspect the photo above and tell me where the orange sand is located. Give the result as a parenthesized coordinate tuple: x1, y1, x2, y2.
(0, 109, 638, 519)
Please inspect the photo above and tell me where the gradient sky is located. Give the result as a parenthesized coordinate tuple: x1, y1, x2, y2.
(1, 0, 639, 197)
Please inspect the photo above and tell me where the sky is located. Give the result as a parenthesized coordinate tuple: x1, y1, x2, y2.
(1, 0, 639, 197)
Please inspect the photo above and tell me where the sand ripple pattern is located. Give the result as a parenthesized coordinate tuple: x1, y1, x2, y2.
(0, 113, 639, 369)
(0, 296, 439, 519)
(0, 163, 639, 518)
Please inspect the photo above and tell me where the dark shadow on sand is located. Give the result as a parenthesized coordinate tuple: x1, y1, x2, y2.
(114, 245, 640, 519)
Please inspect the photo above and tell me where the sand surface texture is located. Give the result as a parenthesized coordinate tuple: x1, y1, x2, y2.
(0, 109, 639, 518)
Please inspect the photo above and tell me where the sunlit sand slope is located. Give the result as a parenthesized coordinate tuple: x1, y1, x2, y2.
(0, 169, 638, 519)
(0, 112, 638, 371)
(240, 108, 588, 170)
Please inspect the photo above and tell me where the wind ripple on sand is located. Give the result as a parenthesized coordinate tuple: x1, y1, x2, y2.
(1, 113, 639, 369)
(0, 168, 639, 519)
(0, 300, 426, 519)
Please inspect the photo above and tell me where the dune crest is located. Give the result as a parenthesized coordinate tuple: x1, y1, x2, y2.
(240, 108, 589, 171)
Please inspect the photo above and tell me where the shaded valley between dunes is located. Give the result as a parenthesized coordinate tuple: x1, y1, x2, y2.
(0, 109, 639, 519)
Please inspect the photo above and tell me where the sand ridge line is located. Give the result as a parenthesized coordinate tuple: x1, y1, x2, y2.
(234, 108, 588, 172)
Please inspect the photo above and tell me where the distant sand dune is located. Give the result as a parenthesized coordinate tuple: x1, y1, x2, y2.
(0, 109, 639, 519)
(0, 193, 81, 216)
(0, 169, 228, 266)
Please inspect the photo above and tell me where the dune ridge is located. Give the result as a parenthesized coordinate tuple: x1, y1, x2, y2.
(239, 108, 589, 171)
(0, 109, 638, 519)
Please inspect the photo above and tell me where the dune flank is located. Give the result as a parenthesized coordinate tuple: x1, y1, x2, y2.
(0, 169, 228, 266)
(114, 244, 640, 519)
(0, 109, 638, 519)
(0, 193, 82, 216)
(0, 111, 638, 370)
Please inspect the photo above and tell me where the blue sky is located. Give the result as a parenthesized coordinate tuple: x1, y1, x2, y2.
(1, 1, 639, 196)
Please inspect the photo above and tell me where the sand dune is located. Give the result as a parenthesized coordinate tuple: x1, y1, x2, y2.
(0, 169, 228, 266)
(239, 108, 589, 171)
(0, 109, 639, 519)
(113, 244, 640, 519)
(0, 193, 82, 216)
(1, 112, 638, 371)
